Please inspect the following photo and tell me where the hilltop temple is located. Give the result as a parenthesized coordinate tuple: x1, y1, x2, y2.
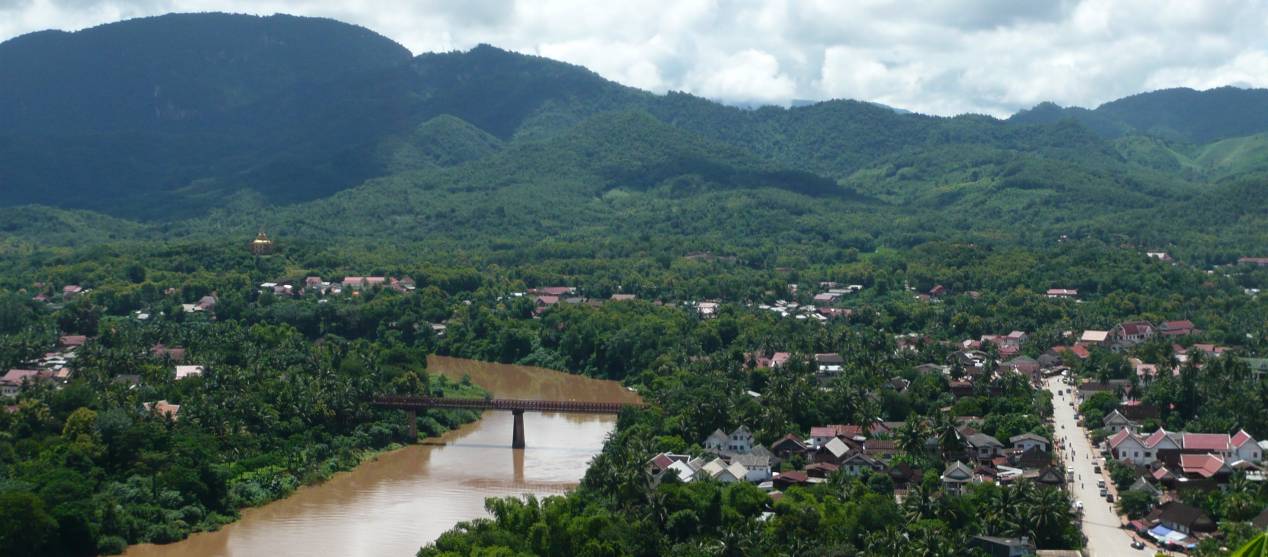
(250, 231, 274, 255)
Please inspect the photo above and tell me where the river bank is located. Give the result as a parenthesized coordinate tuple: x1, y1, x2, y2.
(123, 356, 639, 557)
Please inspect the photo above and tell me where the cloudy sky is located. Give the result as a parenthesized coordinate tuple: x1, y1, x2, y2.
(3, 0, 1267, 116)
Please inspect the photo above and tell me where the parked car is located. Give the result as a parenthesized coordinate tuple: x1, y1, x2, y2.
(1097, 479, 1105, 488)
(1093, 464, 1101, 473)
(1107, 493, 1115, 503)
(1131, 540, 1146, 549)
(1099, 488, 1109, 497)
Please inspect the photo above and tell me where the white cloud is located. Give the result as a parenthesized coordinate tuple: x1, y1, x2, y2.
(2, 0, 1267, 116)
(686, 49, 796, 104)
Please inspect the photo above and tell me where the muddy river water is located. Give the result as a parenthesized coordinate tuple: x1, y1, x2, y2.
(124, 356, 639, 557)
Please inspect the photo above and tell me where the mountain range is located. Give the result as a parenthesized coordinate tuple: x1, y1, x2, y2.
(1, 13, 1266, 260)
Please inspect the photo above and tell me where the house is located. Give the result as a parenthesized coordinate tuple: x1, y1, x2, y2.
(1009, 433, 1049, 453)
(1080, 330, 1110, 345)
(1232, 430, 1262, 462)
(803, 462, 839, 478)
(1, 369, 45, 397)
(769, 434, 808, 459)
(696, 301, 719, 318)
(62, 285, 83, 300)
(965, 432, 1004, 461)
(838, 452, 885, 476)
(814, 437, 851, 464)
(58, 335, 87, 349)
(814, 353, 844, 374)
(1129, 477, 1162, 498)
(150, 344, 186, 362)
(1107, 428, 1151, 464)
(812, 292, 840, 306)
(1179, 454, 1231, 480)
(928, 285, 946, 298)
(1110, 320, 1156, 350)
(174, 365, 204, 380)
(1191, 343, 1228, 358)
(724, 426, 754, 453)
(861, 438, 899, 460)
(773, 471, 810, 490)
(704, 429, 730, 452)
(1147, 252, 1172, 261)
(530, 286, 575, 297)
(1102, 410, 1138, 434)
(732, 453, 773, 482)
(969, 535, 1036, 557)
(809, 425, 848, 448)
(700, 458, 746, 483)
(609, 293, 636, 301)
(1002, 356, 1041, 379)
(1150, 501, 1215, 534)
(192, 295, 217, 312)
(1159, 320, 1198, 337)
(941, 461, 976, 495)
(1243, 358, 1268, 378)
(1046, 288, 1078, 299)
(143, 400, 181, 419)
(1238, 257, 1268, 267)
(1033, 466, 1064, 487)
(1182, 432, 1233, 458)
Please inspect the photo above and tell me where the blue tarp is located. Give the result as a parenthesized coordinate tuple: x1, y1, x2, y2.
(1148, 525, 1196, 549)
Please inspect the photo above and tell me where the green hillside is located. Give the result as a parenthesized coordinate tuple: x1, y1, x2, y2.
(0, 12, 1266, 261)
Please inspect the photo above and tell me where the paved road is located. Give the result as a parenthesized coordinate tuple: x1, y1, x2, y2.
(1047, 378, 1140, 557)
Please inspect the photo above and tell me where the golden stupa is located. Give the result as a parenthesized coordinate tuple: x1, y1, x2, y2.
(250, 231, 274, 255)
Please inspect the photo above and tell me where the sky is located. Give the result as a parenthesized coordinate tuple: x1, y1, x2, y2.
(2, 0, 1267, 116)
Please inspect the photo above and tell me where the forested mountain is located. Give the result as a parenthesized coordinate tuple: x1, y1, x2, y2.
(1, 12, 1267, 259)
(1010, 86, 1268, 143)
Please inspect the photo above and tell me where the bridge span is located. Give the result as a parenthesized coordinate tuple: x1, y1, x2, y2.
(371, 395, 644, 448)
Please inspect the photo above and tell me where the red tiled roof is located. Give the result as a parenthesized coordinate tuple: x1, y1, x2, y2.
(1231, 429, 1255, 448)
(1152, 467, 1174, 481)
(58, 335, 87, 346)
(1107, 429, 1135, 448)
(1143, 429, 1174, 449)
(1182, 433, 1231, 452)
(650, 453, 674, 472)
(1179, 454, 1226, 478)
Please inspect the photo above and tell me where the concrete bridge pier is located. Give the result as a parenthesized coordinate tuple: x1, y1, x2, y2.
(406, 409, 417, 441)
(511, 409, 525, 449)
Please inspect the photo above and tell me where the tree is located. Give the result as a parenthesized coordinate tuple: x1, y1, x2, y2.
(1116, 489, 1156, 519)
(0, 491, 58, 556)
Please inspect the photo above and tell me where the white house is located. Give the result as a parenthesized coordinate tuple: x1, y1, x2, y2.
(1107, 429, 1151, 464)
(733, 453, 773, 482)
(1009, 433, 1049, 453)
(941, 461, 976, 495)
(839, 452, 884, 476)
(174, 365, 204, 380)
(726, 426, 754, 453)
(1232, 430, 1262, 463)
(1102, 410, 1138, 434)
(704, 429, 729, 452)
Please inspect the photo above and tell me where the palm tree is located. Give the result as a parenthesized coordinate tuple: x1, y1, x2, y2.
(898, 419, 932, 461)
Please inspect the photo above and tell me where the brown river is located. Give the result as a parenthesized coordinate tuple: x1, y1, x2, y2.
(124, 356, 640, 557)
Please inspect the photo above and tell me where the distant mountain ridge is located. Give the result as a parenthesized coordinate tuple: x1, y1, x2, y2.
(1010, 86, 1268, 143)
(0, 11, 1266, 238)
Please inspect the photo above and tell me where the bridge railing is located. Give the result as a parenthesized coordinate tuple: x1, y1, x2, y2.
(371, 395, 641, 414)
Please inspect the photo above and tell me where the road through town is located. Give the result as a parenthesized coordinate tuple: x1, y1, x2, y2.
(1048, 378, 1140, 557)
